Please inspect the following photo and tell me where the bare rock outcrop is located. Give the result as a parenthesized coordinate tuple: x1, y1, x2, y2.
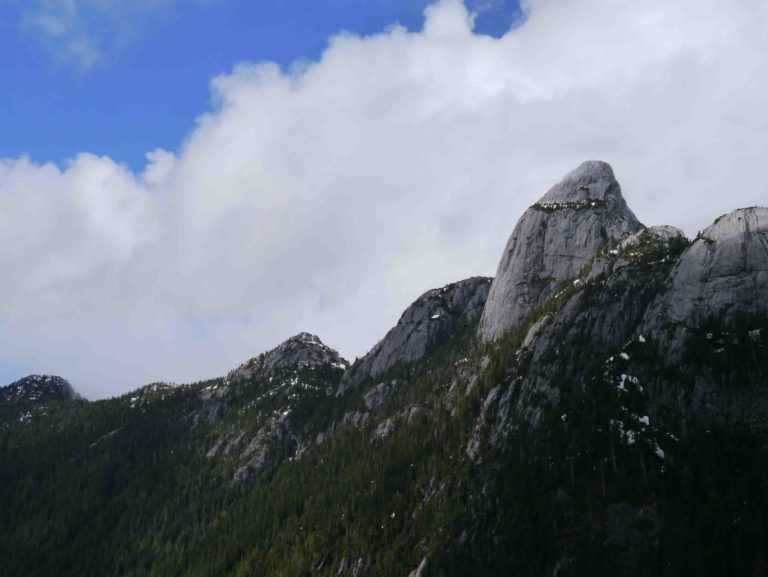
(619, 225, 686, 251)
(642, 207, 768, 358)
(479, 161, 643, 341)
(337, 277, 491, 395)
(230, 332, 348, 381)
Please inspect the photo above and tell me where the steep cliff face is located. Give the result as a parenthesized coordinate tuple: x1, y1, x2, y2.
(337, 276, 491, 395)
(479, 161, 643, 341)
(641, 207, 768, 358)
(480, 195, 768, 431)
(492, 224, 689, 428)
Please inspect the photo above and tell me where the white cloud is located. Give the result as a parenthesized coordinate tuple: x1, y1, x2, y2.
(2, 0, 768, 397)
(0, 153, 159, 317)
(21, 0, 210, 70)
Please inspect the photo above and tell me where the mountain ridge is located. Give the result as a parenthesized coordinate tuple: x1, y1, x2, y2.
(1, 161, 766, 577)
(0, 374, 78, 406)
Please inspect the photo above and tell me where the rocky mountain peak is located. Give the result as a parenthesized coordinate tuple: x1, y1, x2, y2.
(538, 160, 620, 204)
(703, 206, 768, 242)
(229, 332, 349, 381)
(0, 374, 78, 406)
(337, 276, 492, 395)
(478, 161, 643, 341)
(641, 206, 768, 357)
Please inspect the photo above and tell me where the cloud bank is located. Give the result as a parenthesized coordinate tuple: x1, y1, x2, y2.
(2, 0, 768, 397)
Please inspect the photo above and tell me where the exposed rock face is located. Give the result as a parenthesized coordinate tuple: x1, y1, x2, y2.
(475, 213, 693, 435)
(201, 333, 350, 482)
(479, 161, 643, 341)
(506, 252, 674, 425)
(337, 277, 491, 395)
(0, 375, 78, 406)
(233, 412, 298, 482)
(480, 201, 768, 433)
(363, 379, 400, 412)
(373, 417, 395, 439)
(619, 225, 686, 250)
(642, 207, 768, 358)
(230, 332, 349, 381)
(587, 224, 688, 280)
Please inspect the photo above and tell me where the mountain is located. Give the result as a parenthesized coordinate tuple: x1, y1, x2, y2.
(337, 276, 491, 395)
(0, 374, 77, 406)
(0, 374, 79, 425)
(211, 332, 349, 481)
(230, 332, 349, 381)
(1, 161, 766, 577)
(479, 160, 643, 341)
(642, 207, 768, 357)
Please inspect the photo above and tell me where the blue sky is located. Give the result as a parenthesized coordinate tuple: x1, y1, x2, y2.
(0, 0, 522, 172)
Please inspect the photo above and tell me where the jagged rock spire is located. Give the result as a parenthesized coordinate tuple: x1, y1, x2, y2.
(478, 161, 643, 341)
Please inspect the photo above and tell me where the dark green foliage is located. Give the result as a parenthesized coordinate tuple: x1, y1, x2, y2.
(683, 313, 768, 386)
(1, 302, 767, 576)
(435, 327, 768, 577)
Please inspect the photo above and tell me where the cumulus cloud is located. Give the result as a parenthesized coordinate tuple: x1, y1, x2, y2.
(0, 154, 159, 315)
(2, 0, 768, 397)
